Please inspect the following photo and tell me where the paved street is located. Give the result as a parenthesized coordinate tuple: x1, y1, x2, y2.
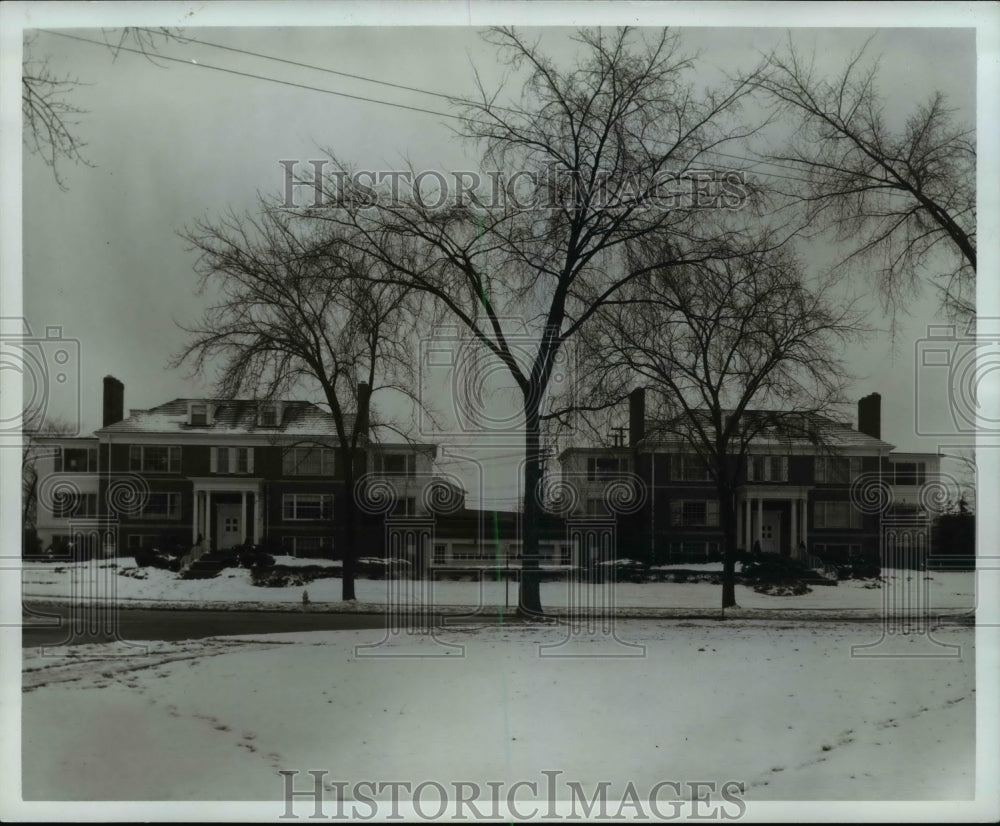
(20, 603, 395, 648)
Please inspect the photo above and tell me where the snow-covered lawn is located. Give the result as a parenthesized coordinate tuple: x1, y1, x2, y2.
(19, 559, 978, 617)
(21, 621, 974, 808)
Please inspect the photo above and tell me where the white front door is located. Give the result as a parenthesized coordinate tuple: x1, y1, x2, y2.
(760, 511, 781, 554)
(216, 504, 242, 550)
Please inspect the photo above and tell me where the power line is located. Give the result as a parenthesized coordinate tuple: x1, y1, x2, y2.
(41, 28, 915, 197)
(40, 29, 463, 121)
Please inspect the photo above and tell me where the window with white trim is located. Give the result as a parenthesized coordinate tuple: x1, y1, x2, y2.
(55, 446, 96, 473)
(586, 497, 610, 516)
(672, 454, 712, 482)
(52, 492, 98, 518)
(813, 501, 863, 529)
(129, 445, 181, 473)
(212, 447, 254, 475)
(669, 499, 720, 527)
(586, 456, 629, 481)
(376, 453, 415, 476)
(890, 461, 926, 486)
(282, 446, 337, 476)
(433, 544, 447, 564)
(747, 455, 788, 482)
(189, 403, 210, 426)
(814, 456, 861, 484)
(282, 493, 334, 521)
(258, 403, 280, 427)
(137, 492, 181, 520)
(391, 497, 417, 517)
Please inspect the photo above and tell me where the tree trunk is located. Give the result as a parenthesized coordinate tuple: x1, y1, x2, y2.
(341, 448, 357, 601)
(719, 485, 739, 609)
(518, 397, 544, 618)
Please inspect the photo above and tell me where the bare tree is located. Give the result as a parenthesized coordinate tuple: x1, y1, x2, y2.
(752, 37, 976, 320)
(580, 237, 870, 608)
(174, 204, 419, 601)
(22, 416, 77, 535)
(23, 28, 181, 189)
(312, 27, 771, 616)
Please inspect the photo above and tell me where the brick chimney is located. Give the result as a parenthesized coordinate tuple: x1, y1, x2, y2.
(857, 392, 881, 440)
(356, 382, 371, 439)
(629, 387, 645, 447)
(102, 376, 124, 427)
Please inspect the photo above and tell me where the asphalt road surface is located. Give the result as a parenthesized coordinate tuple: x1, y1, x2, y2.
(20, 603, 399, 648)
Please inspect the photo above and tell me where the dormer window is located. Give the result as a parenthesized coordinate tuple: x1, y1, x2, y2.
(189, 403, 210, 427)
(258, 403, 280, 427)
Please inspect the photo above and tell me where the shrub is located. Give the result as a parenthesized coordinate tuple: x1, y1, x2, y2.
(753, 581, 813, 596)
(741, 554, 814, 584)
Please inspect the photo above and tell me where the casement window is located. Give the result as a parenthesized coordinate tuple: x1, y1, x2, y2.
(211, 447, 254, 475)
(747, 455, 788, 482)
(813, 501, 863, 529)
(391, 497, 417, 517)
(282, 493, 334, 521)
(669, 499, 720, 527)
(189, 403, 211, 427)
(52, 492, 98, 519)
(129, 445, 181, 473)
(814, 456, 861, 484)
(586, 456, 629, 481)
(282, 446, 337, 476)
(376, 453, 416, 476)
(433, 544, 447, 565)
(137, 492, 181, 520)
(672, 454, 712, 482)
(54, 446, 96, 473)
(891, 462, 926, 486)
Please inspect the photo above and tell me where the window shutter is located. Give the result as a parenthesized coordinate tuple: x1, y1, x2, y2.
(228, 448, 236, 473)
(814, 457, 825, 483)
(669, 500, 682, 526)
(129, 445, 141, 470)
(53, 449, 63, 473)
(780, 456, 789, 482)
(850, 457, 861, 480)
(247, 448, 254, 474)
(210, 448, 217, 474)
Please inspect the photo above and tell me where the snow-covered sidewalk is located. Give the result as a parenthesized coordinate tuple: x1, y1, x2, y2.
(21, 621, 974, 808)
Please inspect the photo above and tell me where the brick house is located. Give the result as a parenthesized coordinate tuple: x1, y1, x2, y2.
(558, 390, 941, 567)
(33, 376, 454, 561)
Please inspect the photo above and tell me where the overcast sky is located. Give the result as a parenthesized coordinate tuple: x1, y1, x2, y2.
(4, 2, 996, 509)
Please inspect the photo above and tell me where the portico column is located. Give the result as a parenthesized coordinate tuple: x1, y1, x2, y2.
(192, 489, 199, 545)
(241, 491, 248, 544)
(255, 486, 265, 546)
(744, 497, 751, 551)
(756, 497, 763, 545)
(791, 497, 798, 551)
(802, 498, 808, 552)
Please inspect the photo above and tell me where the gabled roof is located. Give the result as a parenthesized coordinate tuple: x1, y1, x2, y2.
(641, 410, 895, 452)
(95, 398, 356, 438)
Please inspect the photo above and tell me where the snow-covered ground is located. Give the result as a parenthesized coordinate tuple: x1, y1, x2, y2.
(19, 559, 978, 617)
(21, 620, 975, 810)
